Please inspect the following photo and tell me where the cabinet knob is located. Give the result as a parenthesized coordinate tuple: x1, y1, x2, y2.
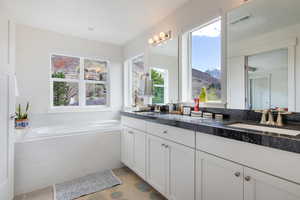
(161, 144, 165, 147)
(163, 130, 168, 134)
(165, 145, 169, 148)
(234, 172, 241, 177)
(245, 176, 251, 181)
(128, 131, 134, 134)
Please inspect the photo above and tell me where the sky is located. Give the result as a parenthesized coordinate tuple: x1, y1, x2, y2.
(191, 20, 221, 72)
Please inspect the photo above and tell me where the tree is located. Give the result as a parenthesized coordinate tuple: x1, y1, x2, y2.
(151, 69, 165, 104)
(52, 72, 77, 106)
(151, 69, 164, 85)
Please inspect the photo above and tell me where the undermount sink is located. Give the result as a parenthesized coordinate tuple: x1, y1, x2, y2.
(228, 123, 300, 136)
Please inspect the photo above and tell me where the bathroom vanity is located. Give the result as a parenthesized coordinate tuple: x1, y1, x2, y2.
(121, 111, 300, 200)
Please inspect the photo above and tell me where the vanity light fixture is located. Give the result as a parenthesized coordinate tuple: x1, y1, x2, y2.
(148, 31, 172, 46)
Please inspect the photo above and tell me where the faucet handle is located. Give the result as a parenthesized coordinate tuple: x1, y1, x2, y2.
(257, 109, 268, 125)
(267, 111, 275, 126)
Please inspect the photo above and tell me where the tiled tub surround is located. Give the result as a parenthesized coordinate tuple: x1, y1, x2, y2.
(121, 113, 300, 200)
(121, 110, 300, 154)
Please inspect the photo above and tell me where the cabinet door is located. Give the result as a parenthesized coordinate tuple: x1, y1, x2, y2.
(196, 151, 244, 200)
(121, 128, 127, 164)
(121, 128, 134, 168)
(147, 135, 167, 195)
(132, 130, 146, 179)
(167, 141, 195, 200)
(244, 167, 300, 200)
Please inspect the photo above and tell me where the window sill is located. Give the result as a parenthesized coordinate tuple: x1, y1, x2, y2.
(48, 106, 113, 113)
(199, 102, 227, 108)
(183, 101, 227, 108)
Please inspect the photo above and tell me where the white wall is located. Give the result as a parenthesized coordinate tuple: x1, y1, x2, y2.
(15, 24, 123, 126)
(14, 131, 122, 195)
(123, 0, 242, 59)
(123, 0, 243, 103)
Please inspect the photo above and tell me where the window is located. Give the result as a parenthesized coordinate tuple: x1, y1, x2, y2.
(190, 18, 222, 102)
(151, 68, 168, 104)
(50, 54, 109, 109)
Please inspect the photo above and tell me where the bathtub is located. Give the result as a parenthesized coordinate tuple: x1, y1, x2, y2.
(15, 120, 121, 142)
(14, 120, 122, 195)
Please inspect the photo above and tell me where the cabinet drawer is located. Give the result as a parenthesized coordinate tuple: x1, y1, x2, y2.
(196, 132, 300, 184)
(121, 116, 146, 132)
(146, 122, 195, 148)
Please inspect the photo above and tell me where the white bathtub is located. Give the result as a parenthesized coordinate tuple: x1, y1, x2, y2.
(15, 120, 121, 142)
(14, 120, 122, 195)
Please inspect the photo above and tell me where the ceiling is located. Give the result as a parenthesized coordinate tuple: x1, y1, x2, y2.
(0, 0, 190, 45)
(227, 0, 300, 42)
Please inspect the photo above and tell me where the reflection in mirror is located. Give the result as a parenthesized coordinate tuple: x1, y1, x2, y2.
(132, 55, 145, 106)
(227, 0, 299, 111)
(247, 49, 288, 110)
(148, 37, 178, 104)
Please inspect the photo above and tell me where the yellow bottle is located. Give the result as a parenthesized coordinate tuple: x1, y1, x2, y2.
(199, 87, 207, 103)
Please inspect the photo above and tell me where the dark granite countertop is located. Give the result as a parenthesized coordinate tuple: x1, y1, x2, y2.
(121, 111, 300, 154)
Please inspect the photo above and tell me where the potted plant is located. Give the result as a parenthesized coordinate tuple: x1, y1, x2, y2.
(15, 102, 30, 129)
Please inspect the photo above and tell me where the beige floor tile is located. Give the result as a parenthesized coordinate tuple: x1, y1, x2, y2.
(15, 167, 166, 200)
(14, 187, 53, 200)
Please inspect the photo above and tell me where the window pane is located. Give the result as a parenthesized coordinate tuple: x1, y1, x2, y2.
(84, 59, 107, 81)
(86, 83, 107, 105)
(191, 19, 221, 101)
(151, 69, 164, 85)
(53, 82, 79, 106)
(152, 87, 164, 104)
(51, 55, 80, 79)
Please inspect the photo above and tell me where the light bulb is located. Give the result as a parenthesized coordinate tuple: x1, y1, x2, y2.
(153, 35, 159, 42)
(148, 38, 154, 44)
(159, 32, 166, 38)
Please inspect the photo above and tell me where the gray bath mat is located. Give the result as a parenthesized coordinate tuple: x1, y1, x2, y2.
(53, 170, 122, 200)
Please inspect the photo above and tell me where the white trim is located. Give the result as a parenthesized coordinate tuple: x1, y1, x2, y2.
(49, 54, 110, 112)
(288, 44, 296, 111)
(48, 106, 113, 113)
(53, 184, 56, 200)
(123, 53, 145, 108)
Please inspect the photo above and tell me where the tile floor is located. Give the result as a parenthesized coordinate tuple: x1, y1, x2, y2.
(14, 167, 166, 200)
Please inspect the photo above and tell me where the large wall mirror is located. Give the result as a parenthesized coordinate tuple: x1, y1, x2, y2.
(148, 37, 179, 104)
(227, 0, 299, 111)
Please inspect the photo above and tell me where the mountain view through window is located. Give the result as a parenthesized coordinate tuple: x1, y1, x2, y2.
(191, 19, 221, 102)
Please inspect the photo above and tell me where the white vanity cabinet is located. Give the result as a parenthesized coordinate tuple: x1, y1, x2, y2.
(122, 116, 300, 200)
(121, 116, 195, 199)
(196, 151, 300, 200)
(196, 151, 244, 200)
(244, 167, 300, 200)
(121, 127, 146, 179)
(147, 134, 195, 200)
(167, 139, 195, 200)
(147, 135, 168, 195)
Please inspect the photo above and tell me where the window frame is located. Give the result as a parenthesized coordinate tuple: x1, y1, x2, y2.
(123, 53, 145, 108)
(150, 67, 169, 105)
(185, 16, 227, 107)
(49, 53, 110, 113)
